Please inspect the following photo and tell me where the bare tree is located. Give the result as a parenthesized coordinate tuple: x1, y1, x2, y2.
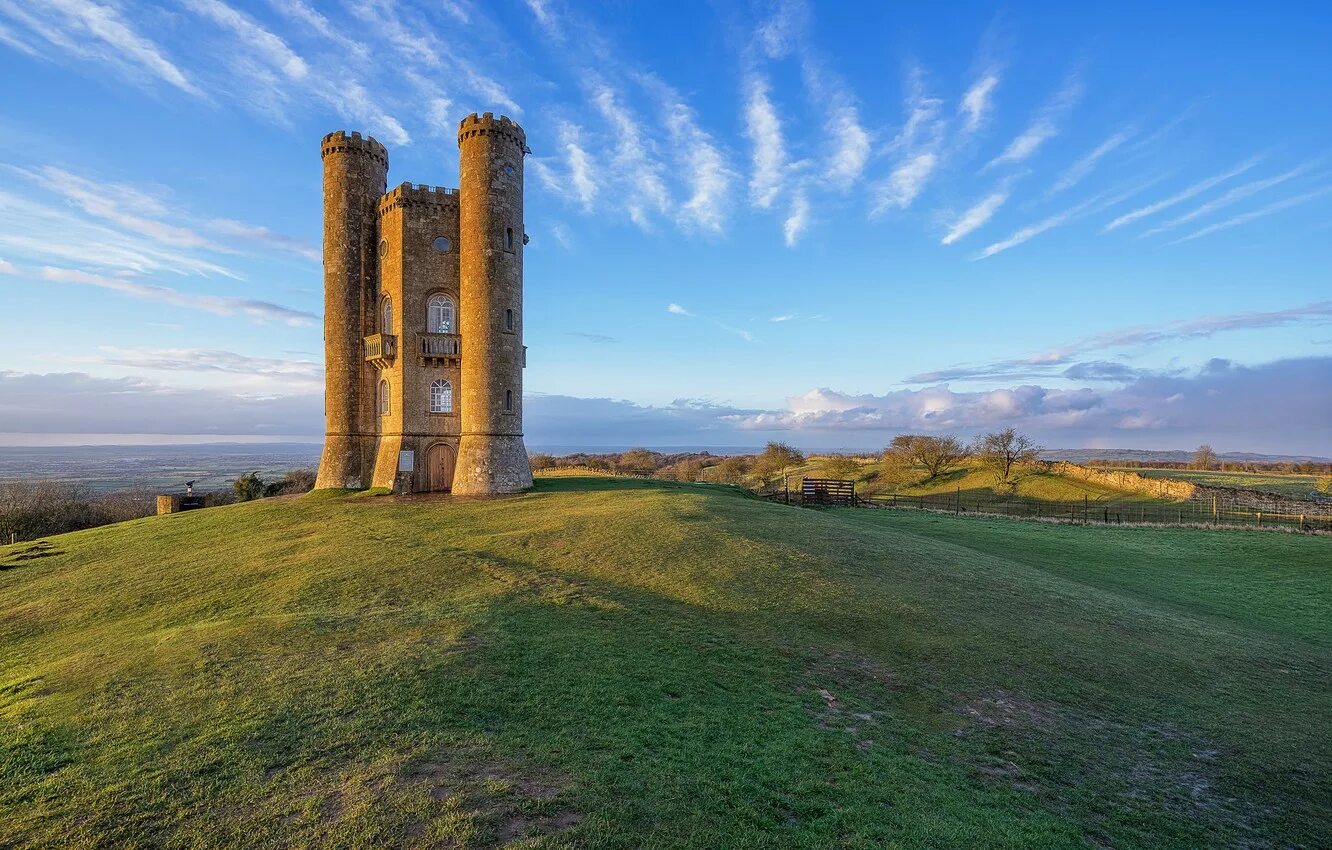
(973, 428, 1042, 485)
(884, 434, 968, 481)
(821, 454, 861, 480)
(1192, 444, 1218, 471)
(752, 441, 805, 482)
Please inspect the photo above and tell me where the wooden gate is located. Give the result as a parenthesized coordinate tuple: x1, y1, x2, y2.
(426, 442, 456, 492)
(802, 478, 856, 506)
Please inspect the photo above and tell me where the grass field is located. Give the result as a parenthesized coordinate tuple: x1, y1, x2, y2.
(2, 478, 1329, 848)
(1111, 467, 1323, 499)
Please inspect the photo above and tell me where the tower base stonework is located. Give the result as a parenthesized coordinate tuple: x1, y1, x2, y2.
(315, 434, 366, 490)
(451, 435, 532, 495)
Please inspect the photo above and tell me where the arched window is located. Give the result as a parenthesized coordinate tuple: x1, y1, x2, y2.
(429, 379, 453, 413)
(504, 227, 514, 251)
(504, 389, 513, 412)
(378, 379, 390, 415)
(504, 308, 514, 331)
(427, 294, 455, 334)
(381, 296, 393, 334)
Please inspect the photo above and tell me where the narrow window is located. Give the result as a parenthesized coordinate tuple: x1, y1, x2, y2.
(505, 227, 514, 251)
(378, 379, 391, 415)
(504, 308, 514, 331)
(505, 389, 513, 412)
(381, 296, 393, 334)
(427, 294, 455, 333)
(429, 379, 453, 413)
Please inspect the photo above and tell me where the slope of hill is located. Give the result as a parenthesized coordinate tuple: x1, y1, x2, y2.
(794, 457, 1163, 502)
(1, 479, 1328, 848)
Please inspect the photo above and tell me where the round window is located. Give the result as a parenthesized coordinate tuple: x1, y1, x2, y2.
(504, 165, 515, 176)
(432, 236, 451, 253)
(378, 238, 388, 256)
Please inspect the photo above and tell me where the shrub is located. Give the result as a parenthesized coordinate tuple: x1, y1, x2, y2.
(0, 481, 155, 542)
(616, 449, 660, 476)
(272, 468, 317, 496)
(233, 472, 269, 502)
(528, 453, 557, 471)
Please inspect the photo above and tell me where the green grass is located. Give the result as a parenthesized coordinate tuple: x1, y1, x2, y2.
(1112, 467, 1323, 499)
(1, 477, 1328, 848)
(795, 457, 1162, 503)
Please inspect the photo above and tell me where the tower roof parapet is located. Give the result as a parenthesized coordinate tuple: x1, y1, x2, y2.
(321, 130, 389, 165)
(457, 112, 528, 153)
(378, 181, 459, 216)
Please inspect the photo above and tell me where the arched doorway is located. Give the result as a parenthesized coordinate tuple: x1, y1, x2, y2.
(425, 442, 455, 493)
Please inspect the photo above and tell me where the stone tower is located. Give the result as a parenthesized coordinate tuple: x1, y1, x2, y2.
(314, 113, 532, 496)
(315, 130, 387, 490)
(452, 113, 533, 495)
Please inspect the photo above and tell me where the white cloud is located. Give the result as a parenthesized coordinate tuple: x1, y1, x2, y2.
(874, 153, 939, 214)
(565, 142, 597, 210)
(84, 346, 324, 394)
(206, 219, 320, 262)
(0, 258, 15, 274)
(873, 67, 945, 214)
(592, 84, 670, 229)
(184, 0, 308, 80)
(318, 79, 410, 146)
(39, 266, 316, 325)
(1172, 186, 1332, 244)
(783, 187, 811, 247)
(745, 74, 787, 209)
(666, 302, 753, 342)
(987, 74, 1082, 168)
(268, 0, 370, 64)
(959, 71, 1000, 133)
(976, 193, 1103, 259)
(803, 59, 870, 190)
(1141, 163, 1314, 236)
(426, 96, 455, 137)
(0, 187, 239, 278)
(654, 84, 734, 233)
(1050, 130, 1130, 195)
(9, 165, 223, 251)
(912, 299, 1332, 382)
(1104, 157, 1259, 231)
(0, 0, 203, 96)
(941, 187, 1010, 245)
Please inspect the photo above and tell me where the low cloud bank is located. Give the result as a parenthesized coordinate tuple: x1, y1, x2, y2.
(1, 357, 1328, 453)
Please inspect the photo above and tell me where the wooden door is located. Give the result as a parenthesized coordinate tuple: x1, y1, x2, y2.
(426, 443, 455, 492)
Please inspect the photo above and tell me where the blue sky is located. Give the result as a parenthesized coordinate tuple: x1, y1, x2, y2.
(0, 0, 1329, 453)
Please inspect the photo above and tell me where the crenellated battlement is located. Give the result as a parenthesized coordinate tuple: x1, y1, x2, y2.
(321, 130, 389, 165)
(378, 181, 459, 216)
(457, 112, 528, 152)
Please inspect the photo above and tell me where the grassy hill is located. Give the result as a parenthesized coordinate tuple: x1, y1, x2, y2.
(791, 456, 1162, 502)
(1, 478, 1329, 848)
(1108, 467, 1324, 500)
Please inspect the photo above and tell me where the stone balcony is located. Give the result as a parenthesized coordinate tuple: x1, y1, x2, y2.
(363, 333, 397, 368)
(419, 332, 461, 364)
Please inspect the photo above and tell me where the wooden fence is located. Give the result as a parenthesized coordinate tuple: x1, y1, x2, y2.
(863, 490, 1332, 532)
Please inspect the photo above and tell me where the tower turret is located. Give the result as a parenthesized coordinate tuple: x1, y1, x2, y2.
(315, 130, 388, 489)
(452, 113, 532, 494)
